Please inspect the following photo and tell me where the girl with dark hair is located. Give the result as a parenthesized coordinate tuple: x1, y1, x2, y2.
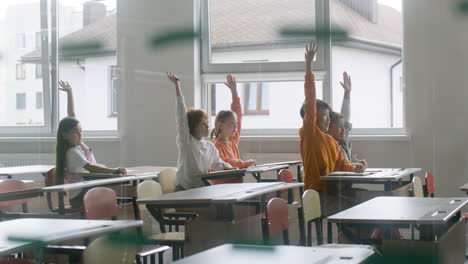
(57, 81, 126, 208)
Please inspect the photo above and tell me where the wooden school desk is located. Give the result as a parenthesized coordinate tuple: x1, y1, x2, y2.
(321, 168, 421, 192)
(79, 166, 173, 180)
(174, 243, 374, 264)
(327, 196, 468, 264)
(0, 218, 142, 262)
(247, 164, 289, 182)
(0, 165, 54, 179)
(260, 160, 303, 181)
(138, 182, 303, 255)
(459, 183, 468, 195)
(43, 174, 158, 216)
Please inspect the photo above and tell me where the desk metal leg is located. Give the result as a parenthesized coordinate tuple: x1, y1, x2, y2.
(384, 181, 392, 192)
(132, 180, 141, 220)
(58, 191, 66, 216)
(253, 173, 261, 182)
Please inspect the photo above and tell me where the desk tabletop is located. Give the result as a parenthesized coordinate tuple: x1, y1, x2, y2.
(0, 188, 44, 202)
(43, 174, 157, 192)
(0, 165, 54, 176)
(260, 160, 303, 167)
(79, 166, 165, 179)
(137, 182, 303, 206)
(0, 218, 142, 256)
(459, 183, 468, 192)
(327, 196, 468, 225)
(174, 244, 374, 264)
(196, 169, 247, 178)
(246, 164, 289, 174)
(321, 168, 421, 182)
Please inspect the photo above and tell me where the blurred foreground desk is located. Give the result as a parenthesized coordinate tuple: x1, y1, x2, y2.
(174, 243, 374, 264)
(138, 183, 303, 255)
(328, 196, 468, 264)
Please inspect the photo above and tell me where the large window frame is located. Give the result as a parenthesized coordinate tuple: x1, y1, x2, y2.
(0, 0, 118, 137)
(201, 0, 406, 136)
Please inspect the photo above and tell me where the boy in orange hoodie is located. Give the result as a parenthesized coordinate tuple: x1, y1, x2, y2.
(299, 42, 365, 216)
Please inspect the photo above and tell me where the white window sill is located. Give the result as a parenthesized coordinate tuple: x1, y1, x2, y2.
(240, 134, 409, 142)
(0, 136, 121, 143)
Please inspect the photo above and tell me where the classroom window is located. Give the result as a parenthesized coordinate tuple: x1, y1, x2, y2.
(330, 0, 404, 129)
(208, 78, 323, 132)
(16, 33, 26, 48)
(36, 92, 43, 109)
(16, 64, 26, 80)
(58, 0, 118, 132)
(35, 64, 42, 79)
(35, 32, 42, 49)
(109, 65, 118, 116)
(203, 0, 406, 135)
(16, 93, 26, 110)
(202, 0, 326, 73)
(244, 83, 269, 115)
(0, 1, 46, 130)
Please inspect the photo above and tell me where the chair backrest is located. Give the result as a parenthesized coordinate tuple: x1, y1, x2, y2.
(0, 179, 28, 208)
(45, 167, 69, 186)
(301, 190, 322, 222)
(137, 180, 162, 211)
(159, 168, 177, 194)
(412, 176, 424, 197)
(265, 198, 289, 234)
(300, 168, 305, 182)
(83, 237, 136, 264)
(425, 172, 435, 197)
(278, 169, 294, 183)
(83, 187, 118, 220)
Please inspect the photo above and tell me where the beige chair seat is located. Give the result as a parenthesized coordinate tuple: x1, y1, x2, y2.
(150, 232, 185, 242)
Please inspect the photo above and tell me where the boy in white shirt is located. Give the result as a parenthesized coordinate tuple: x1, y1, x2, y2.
(167, 72, 232, 190)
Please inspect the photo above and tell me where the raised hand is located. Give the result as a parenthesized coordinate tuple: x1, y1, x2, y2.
(340, 72, 352, 94)
(58, 80, 72, 93)
(167, 72, 182, 96)
(305, 41, 318, 73)
(167, 72, 180, 85)
(224, 74, 238, 98)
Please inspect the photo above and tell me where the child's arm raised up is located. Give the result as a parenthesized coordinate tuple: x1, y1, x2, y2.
(58, 80, 76, 118)
(224, 74, 243, 143)
(340, 72, 351, 122)
(303, 42, 319, 130)
(167, 72, 190, 145)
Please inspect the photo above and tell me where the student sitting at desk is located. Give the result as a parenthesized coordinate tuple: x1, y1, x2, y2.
(299, 42, 364, 216)
(56, 81, 127, 208)
(211, 74, 256, 184)
(167, 72, 232, 190)
(327, 72, 367, 167)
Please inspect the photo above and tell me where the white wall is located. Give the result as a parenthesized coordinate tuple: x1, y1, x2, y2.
(403, 0, 468, 196)
(118, 0, 200, 167)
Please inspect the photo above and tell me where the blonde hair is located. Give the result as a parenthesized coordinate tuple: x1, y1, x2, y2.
(210, 110, 236, 139)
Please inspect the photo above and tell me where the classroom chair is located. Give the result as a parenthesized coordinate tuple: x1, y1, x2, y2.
(425, 172, 435, 197)
(411, 176, 424, 198)
(277, 169, 294, 203)
(43, 168, 82, 216)
(262, 198, 290, 245)
(137, 181, 197, 261)
(46, 187, 168, 264)
(297, 190, 324, 246)
(0, 179, 30, 218)
(83, 236, 137, 264)
(158, 168, 177, 194)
